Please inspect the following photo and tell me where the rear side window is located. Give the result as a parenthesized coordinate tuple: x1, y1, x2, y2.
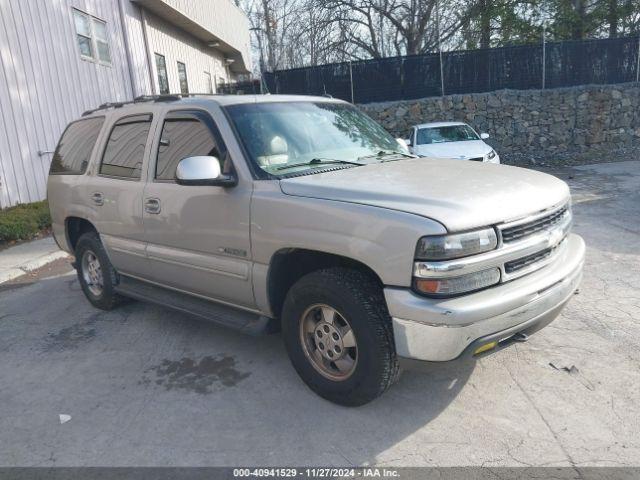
(155, 111, 227, 181)
(49, 117, 104, 175)
(100, 114, 153, 179)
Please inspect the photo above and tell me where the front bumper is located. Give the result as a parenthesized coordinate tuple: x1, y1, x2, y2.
(386, 233, 585, 362)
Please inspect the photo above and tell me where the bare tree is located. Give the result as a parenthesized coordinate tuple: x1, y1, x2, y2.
(321, 0, 476, 56)
(237, 0, 640, 75)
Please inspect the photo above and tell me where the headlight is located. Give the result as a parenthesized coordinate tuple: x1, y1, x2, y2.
(487, 150, 496, 159)
(414, 268, 501, 296)
(415, 228, 498, 260)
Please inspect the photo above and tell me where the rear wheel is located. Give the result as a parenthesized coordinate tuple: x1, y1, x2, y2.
(282, 268, 398, 406)
(75, 232, 125, 310)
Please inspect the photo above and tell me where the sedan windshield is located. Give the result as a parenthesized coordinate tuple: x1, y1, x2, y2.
(225, 102, 406, 177)
(416, 125, 479, 145)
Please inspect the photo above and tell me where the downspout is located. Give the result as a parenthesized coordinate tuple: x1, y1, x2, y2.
(139, 6, 157, 94)
(117, 0, 137, 98)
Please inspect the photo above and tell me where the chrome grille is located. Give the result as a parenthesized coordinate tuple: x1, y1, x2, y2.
(505, 246, 555, 274)
(413, 201, 573, 289)
(501, 205, 569, 243)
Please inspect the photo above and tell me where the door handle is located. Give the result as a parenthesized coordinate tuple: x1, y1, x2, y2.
(144, 198, 161, 214)
(91, 192, 104, 206)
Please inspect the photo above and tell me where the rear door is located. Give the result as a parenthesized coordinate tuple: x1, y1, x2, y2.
(141, 108, 255, 309)
(85, 113, 156, 276)
(47, 116, 106, 252)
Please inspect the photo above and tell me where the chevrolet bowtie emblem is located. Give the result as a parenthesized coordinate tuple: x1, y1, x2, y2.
(548, 228, 563, 247)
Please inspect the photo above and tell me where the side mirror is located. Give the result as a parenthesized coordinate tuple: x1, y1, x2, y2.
(480, 133, 490, 140)
(175, 156, 237, 187)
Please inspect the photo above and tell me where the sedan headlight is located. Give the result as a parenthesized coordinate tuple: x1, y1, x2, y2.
(415, 228, 498, 260)
(487, 150, 496, 160)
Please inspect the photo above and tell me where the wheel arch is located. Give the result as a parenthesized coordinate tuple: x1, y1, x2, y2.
(65, 217, 98, 252)
(266, 248, 384, 320)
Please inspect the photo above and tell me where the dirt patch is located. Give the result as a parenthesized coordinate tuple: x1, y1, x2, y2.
(140, 356, 251, 394)
(0, 257, 74, 292)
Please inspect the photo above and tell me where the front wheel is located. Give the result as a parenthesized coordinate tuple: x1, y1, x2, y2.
(282, 268, 398, 406)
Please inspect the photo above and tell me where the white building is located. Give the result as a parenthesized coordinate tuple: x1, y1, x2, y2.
(0, 0, 252, 208)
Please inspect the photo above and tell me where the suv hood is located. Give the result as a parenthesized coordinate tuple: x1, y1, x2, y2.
(279, 158, 569, 232)
(412, 140, 492, 159)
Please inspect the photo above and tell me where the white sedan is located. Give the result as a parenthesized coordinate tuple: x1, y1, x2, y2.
(405, 121, 500, 164)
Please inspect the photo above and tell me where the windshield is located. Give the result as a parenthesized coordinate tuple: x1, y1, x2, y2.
(416, 125, 479, 145)
(225, 102, 406, 177)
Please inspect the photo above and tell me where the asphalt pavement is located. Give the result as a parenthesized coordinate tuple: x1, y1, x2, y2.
(0, 161, 638, 467)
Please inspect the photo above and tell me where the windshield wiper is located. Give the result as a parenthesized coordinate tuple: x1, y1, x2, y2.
(275, 158, 364, 171)
(358, 150, 415, 162)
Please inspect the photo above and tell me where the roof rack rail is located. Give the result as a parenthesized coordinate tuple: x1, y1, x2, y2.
(133, 94, 183, 103)
(82, 101, 127, 116)
(167, 93, 227, 98)
(82, 94, 185, 116)
(132, 93, 221, 103)
(81, 91, 242, 117)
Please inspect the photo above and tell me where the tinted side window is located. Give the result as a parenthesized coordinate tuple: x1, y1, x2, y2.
(50, 117, 105, 175)
(156, 113, 227, 181)
(100, 114, 152, 179)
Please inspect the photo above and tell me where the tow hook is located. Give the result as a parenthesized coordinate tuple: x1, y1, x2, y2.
(512, 332, 529, 343)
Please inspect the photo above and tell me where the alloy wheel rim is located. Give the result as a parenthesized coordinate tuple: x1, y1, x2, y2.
(299, 304, 358, 381)
(81, 250, 103, 297)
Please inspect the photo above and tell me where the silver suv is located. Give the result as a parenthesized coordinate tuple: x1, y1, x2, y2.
(47, 95, 585, 406)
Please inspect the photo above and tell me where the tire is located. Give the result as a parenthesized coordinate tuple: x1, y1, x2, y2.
(75, 232, 125, 310)
(282, 268, 399, 406)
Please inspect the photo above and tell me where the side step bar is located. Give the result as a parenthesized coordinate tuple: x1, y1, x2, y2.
(115, 275, 278, 335)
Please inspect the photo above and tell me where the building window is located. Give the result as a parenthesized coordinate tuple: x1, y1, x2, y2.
(93, 20, 111, 63)
(204, 71, 213, 94)
(155, 54, 169, 94)
(72, 9, 111, 64)
(177, 62, 189, 95)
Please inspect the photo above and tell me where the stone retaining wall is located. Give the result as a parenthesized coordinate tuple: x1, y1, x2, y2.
(359, 83, 640, 165)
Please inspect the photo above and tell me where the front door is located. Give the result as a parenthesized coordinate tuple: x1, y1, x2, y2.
(141, 109, 255, 309)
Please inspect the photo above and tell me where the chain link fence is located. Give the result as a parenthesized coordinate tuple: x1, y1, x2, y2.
(261, 35, 640, 104)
